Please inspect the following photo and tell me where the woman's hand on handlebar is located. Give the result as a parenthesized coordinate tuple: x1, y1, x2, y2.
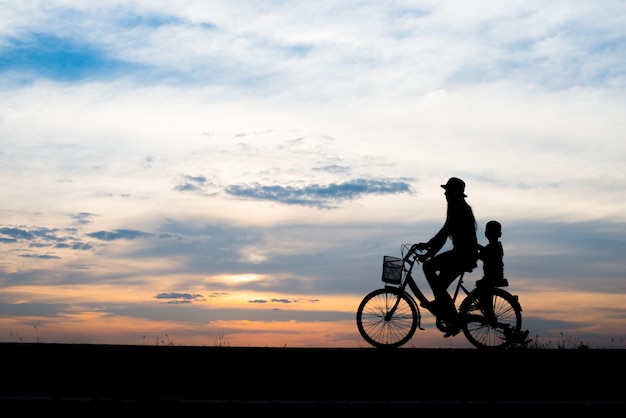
(410, 243, 430, 262)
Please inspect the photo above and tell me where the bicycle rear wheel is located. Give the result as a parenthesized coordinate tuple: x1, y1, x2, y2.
(356, 287, 418, 348)
(459, 288, 522, 349)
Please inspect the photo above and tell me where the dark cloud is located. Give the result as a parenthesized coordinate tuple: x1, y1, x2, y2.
(0, 302, 69, 317)
(271, 299, 293, 304)
(87, 229, 151, 241)
(155, 292, 204, 300)
(185, 175, 208, 183)
(312, 165, 350, 173)
(154, 292, 204, 304)
(19, 253, 61, 259)
(55, 242, 94, 250)
(174, 174, 209, 192)
(0, 226, 94, 256)
(1, 226, 65, 242)
(248, 298, 294, 304)
(500, 220, 626, 287)
(0, 227, 36, 240)
(225, 178, 412, 207)
(67, 264, 93, 270)
(69, 212, 97, 224)
(174, 183, 202, 192)
(208, 292, 229, 298)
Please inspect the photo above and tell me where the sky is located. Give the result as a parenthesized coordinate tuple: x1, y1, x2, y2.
(1, 0, 625, 349)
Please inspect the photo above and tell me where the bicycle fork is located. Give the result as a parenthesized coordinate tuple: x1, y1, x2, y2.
(384, 291, 402, 321)
(383, 283, 424, 331)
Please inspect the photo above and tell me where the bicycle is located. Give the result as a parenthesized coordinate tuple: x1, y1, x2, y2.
(356, 243, 523, 349)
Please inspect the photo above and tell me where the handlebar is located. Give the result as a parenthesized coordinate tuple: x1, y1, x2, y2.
(401, 243, 429, 264)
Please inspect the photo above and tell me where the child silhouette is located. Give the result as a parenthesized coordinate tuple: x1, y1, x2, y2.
(476, 220, 508, 288)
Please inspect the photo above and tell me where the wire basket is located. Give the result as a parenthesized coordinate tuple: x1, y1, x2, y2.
(381, 255, 403, 284)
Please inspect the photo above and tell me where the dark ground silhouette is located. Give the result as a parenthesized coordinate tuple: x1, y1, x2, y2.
(1, 343, 624, 416)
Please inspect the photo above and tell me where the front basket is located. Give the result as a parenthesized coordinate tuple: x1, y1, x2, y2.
(382, 255, 403, 284)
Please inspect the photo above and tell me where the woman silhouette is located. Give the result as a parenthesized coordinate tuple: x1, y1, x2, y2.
(415, 177, 478, 336)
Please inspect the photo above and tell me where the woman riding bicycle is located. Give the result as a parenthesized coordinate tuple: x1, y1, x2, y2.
(356, 182, 522, 348)
(414, 177, 478, 336)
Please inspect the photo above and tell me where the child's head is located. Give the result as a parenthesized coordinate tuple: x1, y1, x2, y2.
(485, 220, 502, 241)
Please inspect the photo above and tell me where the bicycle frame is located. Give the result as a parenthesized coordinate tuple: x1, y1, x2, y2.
(393, 245, 472, 315)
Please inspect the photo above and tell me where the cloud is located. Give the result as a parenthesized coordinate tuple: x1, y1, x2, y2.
(3, 2, 622, 93)
(271, 299, 293, 304)
(155, 292, 203, 299)
(0, 226, 94, 256)
(207, 292, 229, 298)
(173, 174, 210, 192)
(154, 292, 204, 304)
(313, 165, 350, 174)
(86, 229, 152, 241)
(226, 178, 412, 207)
(0, 227, 36, 240)
(69, 212, 97, 225)
(248, 298, 295, 304)
(54, 242, 94, 250)
(19, 253, 61, 259)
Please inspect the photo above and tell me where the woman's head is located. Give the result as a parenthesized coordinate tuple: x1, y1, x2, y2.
(441, 177, 467, 198)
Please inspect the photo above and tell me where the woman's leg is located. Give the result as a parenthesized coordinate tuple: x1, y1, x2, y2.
(423, 252, 461, 307)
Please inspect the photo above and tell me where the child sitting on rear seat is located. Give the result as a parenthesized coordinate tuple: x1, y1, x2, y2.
(476, 220, 508, 288)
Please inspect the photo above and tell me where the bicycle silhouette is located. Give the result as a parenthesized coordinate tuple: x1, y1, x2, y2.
(356, 244, 523, 349)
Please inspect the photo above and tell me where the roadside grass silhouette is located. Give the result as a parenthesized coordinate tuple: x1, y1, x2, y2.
(5, 326, 625, 348)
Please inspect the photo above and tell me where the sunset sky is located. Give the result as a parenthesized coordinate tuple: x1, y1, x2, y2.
(1, 1, 625, 349)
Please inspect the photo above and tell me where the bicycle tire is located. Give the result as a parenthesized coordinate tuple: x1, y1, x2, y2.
(356, 287, 419, 348)
(459, 287, 522, 349)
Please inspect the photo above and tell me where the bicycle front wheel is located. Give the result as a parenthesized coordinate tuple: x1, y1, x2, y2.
(356, 287, 418, 348)
(459, 288, 522, 349)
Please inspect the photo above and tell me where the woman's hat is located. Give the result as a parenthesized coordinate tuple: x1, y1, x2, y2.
(441, 177, 467, 197)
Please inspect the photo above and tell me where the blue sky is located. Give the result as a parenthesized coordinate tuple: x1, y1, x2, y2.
(1, 1, 625, 348)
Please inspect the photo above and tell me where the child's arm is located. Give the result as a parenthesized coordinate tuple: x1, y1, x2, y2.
(476, 243, 485, 260)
